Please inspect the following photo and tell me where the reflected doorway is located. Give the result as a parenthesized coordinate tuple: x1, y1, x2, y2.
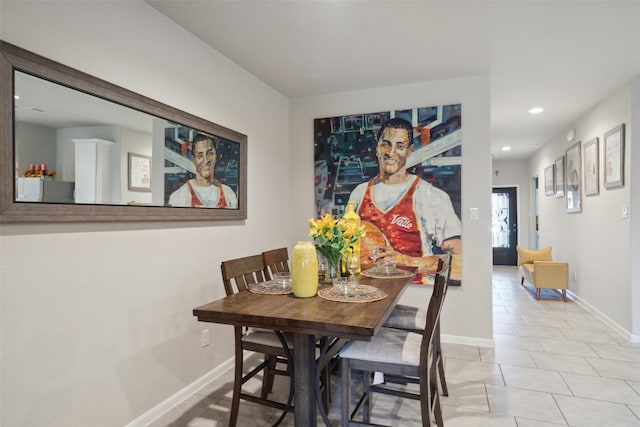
(492, 187, 518, 265)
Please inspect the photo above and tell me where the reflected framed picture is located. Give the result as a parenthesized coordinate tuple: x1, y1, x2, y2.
(583, 137, 599, 196)
(604, 124, 625, 189)
(565, 142, 582, 213)
(554, 156, 565, 198)
(544, 165, 555, 196)
(128, 152, 151, 192)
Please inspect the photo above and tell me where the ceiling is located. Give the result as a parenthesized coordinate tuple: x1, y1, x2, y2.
(147, 1, 640, 160)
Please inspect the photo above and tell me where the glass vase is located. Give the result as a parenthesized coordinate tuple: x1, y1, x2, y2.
(325, 259, 338, 284)
(324, 255, 342, 284)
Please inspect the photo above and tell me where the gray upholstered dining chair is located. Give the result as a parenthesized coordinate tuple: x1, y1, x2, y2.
(221, 254, 294, 426)
(382, 253, 452, 396)
(339, 257, 449, 426)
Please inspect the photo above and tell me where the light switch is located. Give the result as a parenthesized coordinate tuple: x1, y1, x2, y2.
(469, 207, 479, 220)
(622, 207, 629, 219)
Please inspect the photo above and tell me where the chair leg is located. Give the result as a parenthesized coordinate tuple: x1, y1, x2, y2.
(340, 357, 351, 427)
(520, 277, 525, 286)
(562, 289, 567, 302)
(419, 361, 432, 426)
(320, 364, 330, 412)
(434, 322, 448, 396)
(434, 392, 444, 426)
(363, 370, 371, 424)
(437, 356, 448, 397)
(317, 336, 331, 412)
(261, 355, 277, 399)
(536, 288, 541, 300)
(230, 344, 243, 427)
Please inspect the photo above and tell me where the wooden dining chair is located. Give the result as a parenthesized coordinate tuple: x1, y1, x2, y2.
(382, 253, 452, 396)
(262, 247, 290, 280)
(339, 257, 450, 426)
(221, 254, 294, 426)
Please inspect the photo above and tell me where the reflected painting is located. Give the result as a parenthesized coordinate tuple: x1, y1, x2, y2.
(164, 127, 239, 208)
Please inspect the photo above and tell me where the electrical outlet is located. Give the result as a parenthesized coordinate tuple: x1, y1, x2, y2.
(201, 329, 210, 347)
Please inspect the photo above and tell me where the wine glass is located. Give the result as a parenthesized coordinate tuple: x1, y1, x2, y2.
(369, 245, 380, 270)
(346, 250, 359, 282)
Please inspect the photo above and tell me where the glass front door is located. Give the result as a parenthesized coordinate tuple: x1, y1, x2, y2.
(492, 187, 518, 265)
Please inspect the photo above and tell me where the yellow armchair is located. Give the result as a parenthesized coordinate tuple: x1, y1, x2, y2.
(517, 246, 569, 301)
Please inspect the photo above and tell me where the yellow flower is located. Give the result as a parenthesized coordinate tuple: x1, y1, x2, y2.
(319, 214, 334, 230)
(308, 218, 319, 236)
(308, 212, 365, 263)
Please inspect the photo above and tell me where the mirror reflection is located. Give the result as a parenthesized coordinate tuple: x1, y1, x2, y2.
(14, 71, 240, 209)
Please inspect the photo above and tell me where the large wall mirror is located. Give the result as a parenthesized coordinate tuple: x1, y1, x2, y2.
(0, 41, 247, 223)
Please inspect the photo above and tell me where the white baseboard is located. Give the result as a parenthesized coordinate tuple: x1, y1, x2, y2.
(125, 356, 235, 427)
(567, 289, 637, 343)
(442, 334, 494, 348)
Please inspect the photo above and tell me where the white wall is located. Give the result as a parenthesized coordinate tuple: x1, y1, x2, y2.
(0, 2, 290, 426)
(15, 122, 57, 175)
(529, 83, 635, 338)
(631, 78, 640, 341)
(289, 76, 494, 344)
(492, 158, 532, 251)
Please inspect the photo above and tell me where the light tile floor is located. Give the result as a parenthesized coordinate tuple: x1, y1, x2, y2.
(149, 266, 640, 426)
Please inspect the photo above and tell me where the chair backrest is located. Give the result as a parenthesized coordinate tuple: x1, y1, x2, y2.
(419, 254, 451, 363)
(221, 254, 267, 296)
(262, 247, 290, 280)
(439, 253, 452, 300)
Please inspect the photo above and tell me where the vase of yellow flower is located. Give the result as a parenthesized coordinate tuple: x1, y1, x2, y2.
(308, 213, 366, 284)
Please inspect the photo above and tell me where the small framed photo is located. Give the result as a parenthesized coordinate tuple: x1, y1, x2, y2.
(330, 117, 343, 134)
(583, 137, 599, 196)
(128, 152, 152, 192)
(604, 124, 625, 189)
(544, 164, 555, 196)
(565, 142, 582, 213)
(365, 112, 390, 130)
(554, 156, 565, 198)
(343, 114, 364, 132)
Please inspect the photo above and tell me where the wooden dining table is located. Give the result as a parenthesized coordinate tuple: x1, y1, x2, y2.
(192, 271, 414, 427)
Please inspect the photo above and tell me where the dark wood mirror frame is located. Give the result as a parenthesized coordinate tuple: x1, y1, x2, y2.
(0, 41, 247, 223)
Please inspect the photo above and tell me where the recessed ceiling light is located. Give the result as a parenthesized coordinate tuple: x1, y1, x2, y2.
(501, 146, 511, 151)
(14, 95, 19, 100)
(528, 107, 544, 114)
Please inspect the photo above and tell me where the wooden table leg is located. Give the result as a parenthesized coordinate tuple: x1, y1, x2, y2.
(293, 333, 317, 427)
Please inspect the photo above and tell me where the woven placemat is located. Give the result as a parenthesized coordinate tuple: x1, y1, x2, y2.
(317, 284, 387, 303)
(360, 268, 415, 280)
(248, 280, 293, 295)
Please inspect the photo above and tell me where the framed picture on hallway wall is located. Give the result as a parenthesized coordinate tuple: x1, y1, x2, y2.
(314, 104, 462, 286)
(544, 165, 555, 196)
(604, 124, 625, 189)
(554, 156, 565, 198)
(128, 152, 152, 192)
(583, 137, 599, 196)
(565, 142, 582, 213)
